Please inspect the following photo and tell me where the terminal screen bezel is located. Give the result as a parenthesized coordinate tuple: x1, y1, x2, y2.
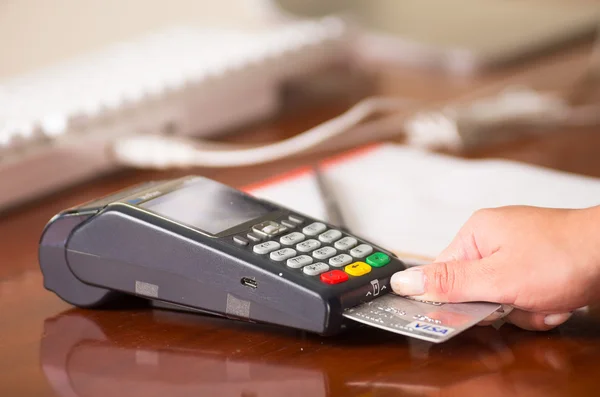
(121, 177, 285, 238)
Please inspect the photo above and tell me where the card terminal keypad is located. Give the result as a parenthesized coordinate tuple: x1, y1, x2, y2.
(280, 232, 305, 245)
(253, 241, 280, 254)
(280, 220, 297, 228)
(252, 220, 287, 237)
(318, 229, 342, 243)
(312, 246, 337, 260)
(334, 237, 357, 250)
(287, 255, 313, 269)
(247, 232, 263, 242)
(288, 215, 305, 224)
(303, 262, 329, 275)
(329, 254, 353, 267)
(296, 239, 321, 252)
(233, 236, 249, 246)
(270, 248, 297, 261)
(241, 215, 391, 285)
(350, 244, 373, 258)
(42, 175, 407, 337)
(302, 222, 327, 236)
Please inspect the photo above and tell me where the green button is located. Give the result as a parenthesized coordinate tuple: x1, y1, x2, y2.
(366, 252, 390, 267)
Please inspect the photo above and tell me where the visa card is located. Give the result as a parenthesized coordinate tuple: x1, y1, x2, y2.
(343, 293, 501, 343)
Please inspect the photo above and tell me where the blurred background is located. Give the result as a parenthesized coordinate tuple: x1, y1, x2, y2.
(3, 0, 599, 77)
(1, 0, 599, 213)
(0, 0, 266, 80)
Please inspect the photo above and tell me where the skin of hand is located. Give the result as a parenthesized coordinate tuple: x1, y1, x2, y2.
(390, 205, 600, 331)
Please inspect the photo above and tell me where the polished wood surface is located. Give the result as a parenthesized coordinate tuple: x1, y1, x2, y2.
(2, 43, 600, 397)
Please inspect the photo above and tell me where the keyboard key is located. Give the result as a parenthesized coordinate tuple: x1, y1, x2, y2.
(233, 236, 249, 246)
(253, 241, 280, 254)
(253, 221, 286, 236)
(287, 255, 313, 269)
(318, 229, 342, 243)
(302, 222, 327, 236)
(329, 254, 353, 267)
(303, 262, 329, 276)
(288, 215, 305, 224)
(312, 246, 337, 260)
(296, 239, 321, 253)
(280, 232, 306, 246)
(281, 220, 296, 228)
(320, 270, 349, 284)
(350, 244, 373, 258)
(252, 221, 277, 235)
(366, 252, 390, 268)
(263, 225, 280, 234)
(334, 236, 357, 250)
(345, 262, 372, 276)
(270, 248, 297, 261)
(247, 232, 264, 242)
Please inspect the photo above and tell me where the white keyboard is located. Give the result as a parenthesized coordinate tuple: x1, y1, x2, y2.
(0, 19, 346, 212)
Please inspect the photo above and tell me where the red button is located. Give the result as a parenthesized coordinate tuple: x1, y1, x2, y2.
(320, 270, 349, 285)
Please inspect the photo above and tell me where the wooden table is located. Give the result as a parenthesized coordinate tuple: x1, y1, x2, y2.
(2, 43, 600, 397)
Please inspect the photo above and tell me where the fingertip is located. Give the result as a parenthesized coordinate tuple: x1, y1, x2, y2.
(543, 313, 573, 327)
(391, 268, 425, 296)
(506, 310, 572, 331)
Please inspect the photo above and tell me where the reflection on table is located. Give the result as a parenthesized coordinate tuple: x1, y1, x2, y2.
(40, 305, 600, 397)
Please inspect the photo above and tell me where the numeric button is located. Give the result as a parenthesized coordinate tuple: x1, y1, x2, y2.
(280, 232, 305, 246)
(270, 248, 297, 262)
(318, 229, 342, 243)
(253, 241, 280, 254)
(350, 244, 373, 258)
(287, 255, 313, 269)
(334, 237, 357, 250)
(302, 222, 327, 236)
(312, 246, 337, 260)
(303, 262, 329, 276)
(296, 239, 321, 253)
(329, 254, 353, 267)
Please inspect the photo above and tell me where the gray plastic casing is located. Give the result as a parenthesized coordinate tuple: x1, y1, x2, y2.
(39, 177, 405, 335)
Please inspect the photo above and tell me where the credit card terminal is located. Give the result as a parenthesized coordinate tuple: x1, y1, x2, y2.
(39, 176, 406, 335)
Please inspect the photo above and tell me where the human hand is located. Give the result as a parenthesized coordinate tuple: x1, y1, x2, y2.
(390, 205, 600, 330)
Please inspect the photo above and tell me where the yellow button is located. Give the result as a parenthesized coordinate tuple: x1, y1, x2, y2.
(344, 261, 372, 276)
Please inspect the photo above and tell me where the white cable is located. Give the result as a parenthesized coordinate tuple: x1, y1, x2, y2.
(404, 87, 571, 150)
(112, 97, 412, 168)
(112, 87, 600, 168)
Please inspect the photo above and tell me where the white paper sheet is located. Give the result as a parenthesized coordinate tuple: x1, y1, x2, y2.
(248, 144, 600, 260)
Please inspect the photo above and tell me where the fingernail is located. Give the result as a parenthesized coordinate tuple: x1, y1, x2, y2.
(391, 268, 425, 296)
(544, 313, 572, 327)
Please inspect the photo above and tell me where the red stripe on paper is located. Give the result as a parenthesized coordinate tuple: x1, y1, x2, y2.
(243, 143, 383, 193)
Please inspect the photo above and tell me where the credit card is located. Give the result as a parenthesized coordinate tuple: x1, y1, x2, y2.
(343, 293, 501, 343)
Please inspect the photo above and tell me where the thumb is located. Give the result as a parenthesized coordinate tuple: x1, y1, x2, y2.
(390, 257, 503, 303)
